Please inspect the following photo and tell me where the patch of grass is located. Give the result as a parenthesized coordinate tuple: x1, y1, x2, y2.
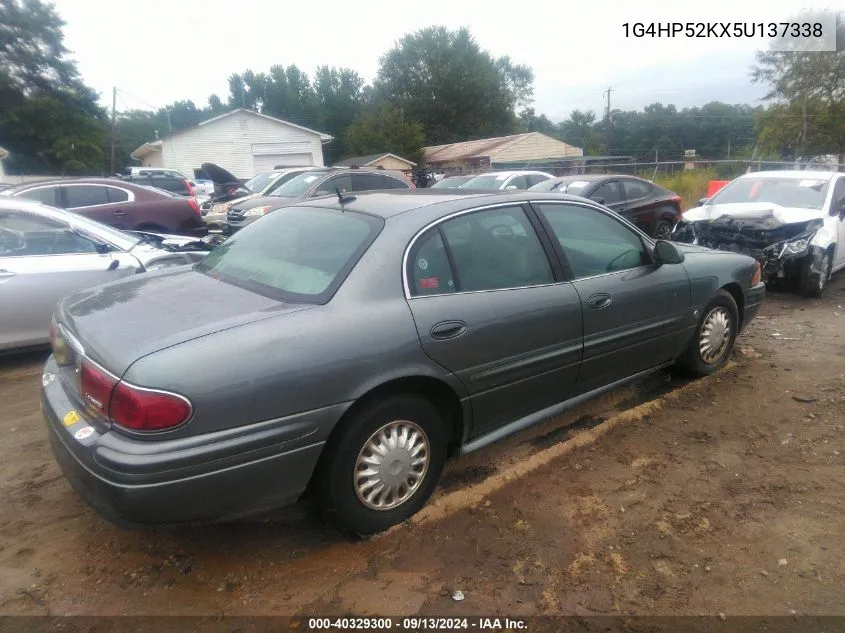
(649, 169, 718, 211)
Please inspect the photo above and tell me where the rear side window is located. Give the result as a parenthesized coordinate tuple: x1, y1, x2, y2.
(407, 229, 456, 296)
(64, 186, 110, 208)
(621, 179, 652, 200)
(377, 175, 411, 190)
(19, 187, 60, 206)
(591, 181, 621, 204)
(107, 188, 129, 203)
(195, 207, 382, 303)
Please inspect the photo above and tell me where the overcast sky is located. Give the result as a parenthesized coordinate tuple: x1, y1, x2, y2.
(52, 0, 834, 121)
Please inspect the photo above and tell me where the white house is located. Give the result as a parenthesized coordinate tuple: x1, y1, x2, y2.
(130, 109, 333, 179)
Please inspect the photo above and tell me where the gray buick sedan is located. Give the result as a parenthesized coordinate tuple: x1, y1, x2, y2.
(41, 190, 765, 534)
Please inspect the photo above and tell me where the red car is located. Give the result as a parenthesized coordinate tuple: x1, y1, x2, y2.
(1, 178, 207, 237)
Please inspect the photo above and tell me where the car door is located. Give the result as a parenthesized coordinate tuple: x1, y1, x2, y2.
(619, 178, 657, 232)
(64, 184, 137, 229)
(832, 176, 845, 270)
(404, 204, 583, 435)
(532, 200, 692, 394)
(0, 210, 137, 350)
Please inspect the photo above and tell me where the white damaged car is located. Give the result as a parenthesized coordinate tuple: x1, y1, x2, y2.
(673, 170, 845, 297)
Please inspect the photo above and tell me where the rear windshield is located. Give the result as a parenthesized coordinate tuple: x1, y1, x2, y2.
(460, 174, 509, 189)
(194, 207, 382, 303)
(710, 177, 831, 210)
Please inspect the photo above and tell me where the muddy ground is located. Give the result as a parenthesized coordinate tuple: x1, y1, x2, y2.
(0, 274, 843, 620)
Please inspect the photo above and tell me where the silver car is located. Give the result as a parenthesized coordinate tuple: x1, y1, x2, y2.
(0, 198, 211, 352)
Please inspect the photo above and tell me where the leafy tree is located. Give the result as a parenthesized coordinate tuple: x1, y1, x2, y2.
(313, 66, 365, 162)
(559, 110, 606, 155)
(751, 11, 845, 166)
(518, 108, 559, 136)
(374, 26, 534, 145)
(0, 0, 109, 174)
(345, 104, 425, 162)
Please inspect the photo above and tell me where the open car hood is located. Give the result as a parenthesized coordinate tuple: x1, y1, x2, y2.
(684, 202, 825, 227)
(200, 162, 242, 186)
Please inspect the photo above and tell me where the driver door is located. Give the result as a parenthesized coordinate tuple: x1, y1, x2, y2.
(0, 210, 137, 349)
(532, 201, 692, 394)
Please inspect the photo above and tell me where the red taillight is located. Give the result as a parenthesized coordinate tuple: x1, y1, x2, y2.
(110, 382, 192, 432)
(80, 358, 118, 415)
(188, 197, 200, 216)
(185, 180, 195, 197)
(752, 261, 762, 285)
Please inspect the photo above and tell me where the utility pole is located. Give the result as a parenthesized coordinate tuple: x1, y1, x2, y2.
(603, 86, 613, 153)
(109, 86, 117, 175)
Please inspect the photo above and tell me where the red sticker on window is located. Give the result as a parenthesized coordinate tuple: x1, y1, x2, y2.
(420, 277, 439, 289)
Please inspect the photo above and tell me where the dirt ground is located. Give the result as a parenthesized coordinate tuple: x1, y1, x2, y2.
(0, 273, 843, 620)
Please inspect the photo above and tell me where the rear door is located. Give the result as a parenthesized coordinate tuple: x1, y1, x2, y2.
(405, 203, 583, 436)
(63, 184, 132, 229)
(532, 200, 692, 394)
(0, 210, 137, 350)
(589, 180, 623, 210)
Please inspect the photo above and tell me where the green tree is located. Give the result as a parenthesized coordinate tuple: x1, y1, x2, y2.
(313, 66, 365, 162)
(374, 26, 534, 145)
(345, 104, 425, 162)
(559, 110, 606, 155)
(0, 0, 109, 174)
(751, 11, 845, 167)
(518, 108, 559, 136)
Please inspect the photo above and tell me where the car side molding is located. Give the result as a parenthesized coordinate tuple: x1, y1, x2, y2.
(460, 362, 675, 454)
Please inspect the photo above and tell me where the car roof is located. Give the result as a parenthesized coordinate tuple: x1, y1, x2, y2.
(549, 174, 644, 183)
(467, 170, 552, 178)
(739, 170, 838, 181)
(294, 189, 597, 220)
(5, 177, 143, 190)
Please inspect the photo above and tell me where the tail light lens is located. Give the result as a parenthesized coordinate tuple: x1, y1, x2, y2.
(185, 180, 195, 197)
(188, 197, 201, 216)
(79, 358, 192, 432)
(752, 261, 762, 285)
(80, 358, 118, 415)
(111, 383, 192, 432)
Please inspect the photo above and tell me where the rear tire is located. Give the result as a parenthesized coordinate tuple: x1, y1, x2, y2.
(798, 248, 832, 298)
(315, 394, 447, 535)
(675, 290, 739, 377)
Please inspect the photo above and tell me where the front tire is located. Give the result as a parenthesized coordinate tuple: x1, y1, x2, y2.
(653, 219, 674, 240)
(315, 394, 447, 535)
(798, 248, 832, 298)
(675, 290, 739, 377)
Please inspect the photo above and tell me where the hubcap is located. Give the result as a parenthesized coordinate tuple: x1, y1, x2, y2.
(699, 306, 732, 364)
(354, 420, 429, 511)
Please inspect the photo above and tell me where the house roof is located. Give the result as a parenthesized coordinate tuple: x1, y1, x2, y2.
(422, 132, 581, 164)
(130, 109, 333, 160)
(334, 153, 417, 168)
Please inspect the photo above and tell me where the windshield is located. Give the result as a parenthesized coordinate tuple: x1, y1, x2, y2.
(245, 172, 276, 193)
(552, 180, 591, 195)
(431, 177, 470, 189)
(269, 171, 329, 198)
(460, 174, 510, 189)
(710, 177, 831, 210)
(195, 207, 382, 302)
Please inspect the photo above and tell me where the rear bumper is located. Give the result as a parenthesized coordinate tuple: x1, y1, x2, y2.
(742, 281, 766, 330)
(41, 356, 344, 528)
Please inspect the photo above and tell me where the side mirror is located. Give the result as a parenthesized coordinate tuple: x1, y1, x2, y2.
(697, 197, 710, 207)
(653, 239, 685, 264)
(95, 243, 112, 254)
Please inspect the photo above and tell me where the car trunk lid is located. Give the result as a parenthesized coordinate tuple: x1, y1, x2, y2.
(55, 268, 314, 377)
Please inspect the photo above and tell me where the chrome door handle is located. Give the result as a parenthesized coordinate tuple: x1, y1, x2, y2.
(430, 320, 467, 340)
(586, 293, 612, 309)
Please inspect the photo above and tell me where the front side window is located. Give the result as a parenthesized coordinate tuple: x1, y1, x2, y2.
(439, 206, 553, 292)
(506, 175, 529, 190)
(19, 187, 60, 207)
(536, 203, 648, 279)
(195, 207, 382, 303)
(0, 211, 99, 256)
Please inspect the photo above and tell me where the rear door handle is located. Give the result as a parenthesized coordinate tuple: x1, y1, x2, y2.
(113, 210, 127, 216)
(586, 292, 612, 309)
(430, 320, 467, 340)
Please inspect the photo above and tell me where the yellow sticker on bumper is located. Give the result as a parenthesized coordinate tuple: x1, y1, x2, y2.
(62, 410, 81, 427)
